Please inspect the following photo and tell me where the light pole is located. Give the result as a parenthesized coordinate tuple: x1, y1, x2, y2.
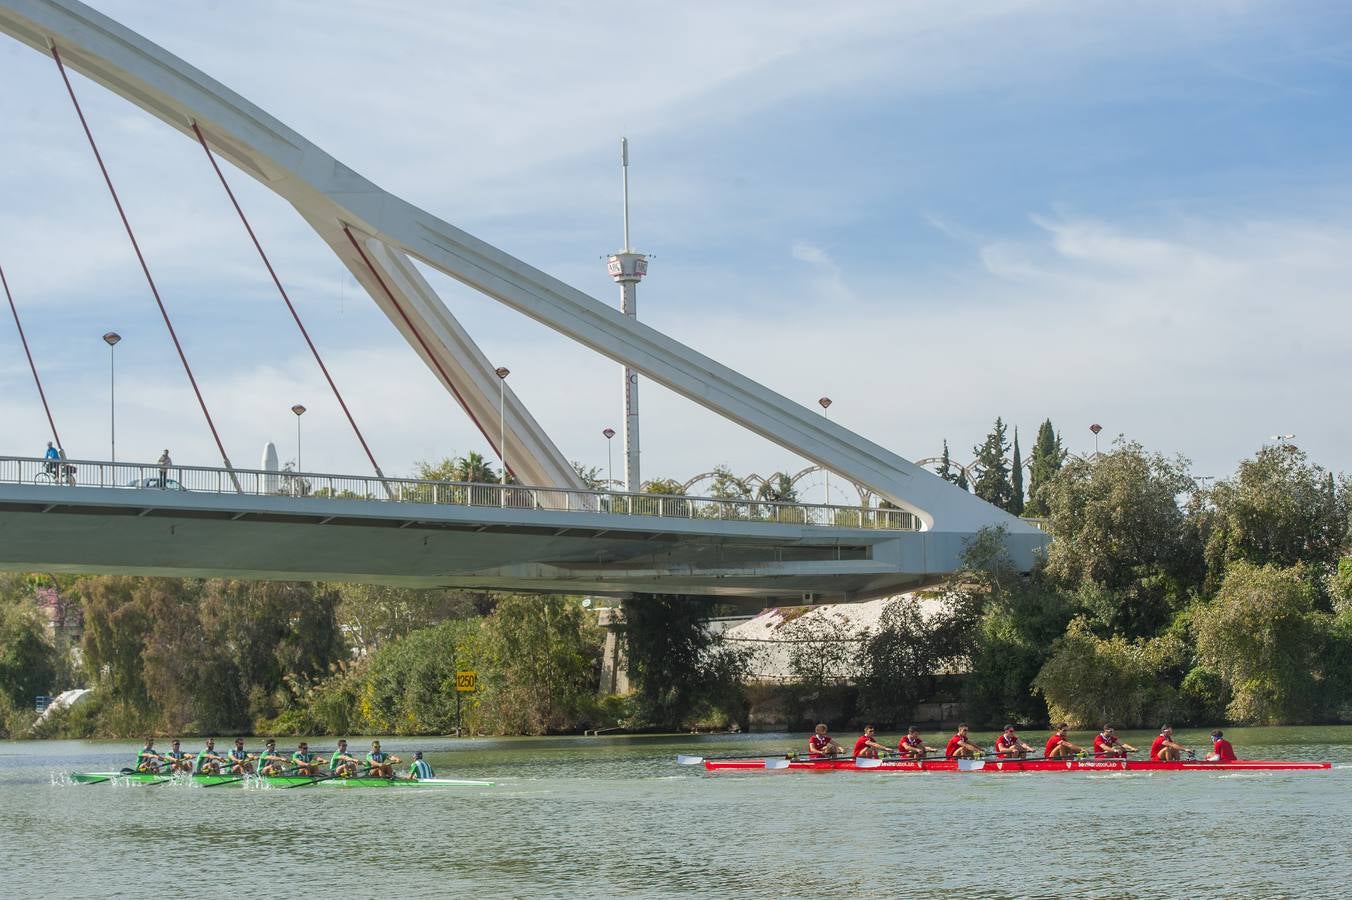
(818, 397, 832, 506)
(495, 367, 510, 487)
(602, 428, 616, 489)
(102, 332, 121, 461)
(291, 404, 306, 471)
(1089, 422, 1102, 458)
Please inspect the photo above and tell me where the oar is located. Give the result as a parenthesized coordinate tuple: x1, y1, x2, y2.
(675, 753, 796, 765)
(201, 758, 266, 788)
(283, 761, 374, 789)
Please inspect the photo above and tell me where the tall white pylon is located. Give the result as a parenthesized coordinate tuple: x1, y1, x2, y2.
(606, 137, 648, 493)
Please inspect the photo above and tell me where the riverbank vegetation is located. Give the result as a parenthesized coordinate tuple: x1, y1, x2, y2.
(2, 433, 1350, 738)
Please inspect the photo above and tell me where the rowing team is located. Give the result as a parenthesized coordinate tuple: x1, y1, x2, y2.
(809, 723, 1240, 762)
(135, 737, 437, 779)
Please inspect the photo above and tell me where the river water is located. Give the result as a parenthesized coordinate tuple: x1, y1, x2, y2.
(2, 726, 1349, 898)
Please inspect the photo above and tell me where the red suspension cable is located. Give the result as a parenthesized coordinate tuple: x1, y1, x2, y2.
(1, 263, 64, 454)
(51, 45, 240, 489)
(341, 226, 513, 477)
(190, 122, 387, 481)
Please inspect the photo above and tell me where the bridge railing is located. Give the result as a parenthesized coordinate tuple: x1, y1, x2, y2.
(0, 455, 920, 531)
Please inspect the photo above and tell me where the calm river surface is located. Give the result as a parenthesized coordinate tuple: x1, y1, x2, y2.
(2, 726, 1349, 898)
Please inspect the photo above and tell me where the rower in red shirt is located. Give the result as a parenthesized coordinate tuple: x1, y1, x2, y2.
(1206, 729, 1237, 762)
(1149, 725, 1191, 761)
(897, 726, 935, 759)
(1043, 723, 1085, 759)
(994, 725, 1033, 758)
(852, 725, 888, 759)
(1092, 725, 1136, 758)
(808, 723, 844, 758)
(944, 724, 984, 759)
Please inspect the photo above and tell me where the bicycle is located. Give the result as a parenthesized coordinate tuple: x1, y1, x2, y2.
(34, 463, 77, 486)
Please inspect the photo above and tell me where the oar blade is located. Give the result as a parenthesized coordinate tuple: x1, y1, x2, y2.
(957, 758, 985, 772)
(853, 757, 883, 769)
(763, 758, 791, 769)
(675, 755, 705, 766)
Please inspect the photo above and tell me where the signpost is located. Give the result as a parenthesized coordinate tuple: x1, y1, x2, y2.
(455, 671, 477, 736)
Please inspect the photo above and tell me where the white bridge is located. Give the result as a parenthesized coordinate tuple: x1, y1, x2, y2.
(0, 1, 1046, 600)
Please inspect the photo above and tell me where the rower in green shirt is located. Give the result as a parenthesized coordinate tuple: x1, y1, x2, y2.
(163, 739, 194, 773)
(195, 738, 228, 775)
(257, 738, 288, 776)
(330, 739, 360, 777)
(136, 738, 165, 773)
(290, 741, 325, 776)
(226, 737, 256, 775)
(365, 740, 401, 778)
(409, 751, 434, 780)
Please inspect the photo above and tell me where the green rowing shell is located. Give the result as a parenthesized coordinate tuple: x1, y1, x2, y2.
(70, 772, 493, 787)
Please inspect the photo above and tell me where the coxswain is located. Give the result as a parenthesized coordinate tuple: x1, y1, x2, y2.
(290, 741, 325, 776)
(852, 725, 888, 759)
(365, 740, 402, 778)
(257, 739, 288, 776)
(1092, 725, 1136, 758)
(409, 751, 435, 780)
(195, 738, 229, 775)
(944, 724, 984, 759)
(164, 739, 195, 773)
(1205, 729, 1237, 762)
(330, 739, 360, 777)
(225, 738, 256, 775)
(136, 737, 165, 773)
(897, 726, 935, 759)
(994, 725, 1033, 758)
(807, 724, 845, 758)
(1044, 723, 1085, 759)
(1149, 725, 1191, 762)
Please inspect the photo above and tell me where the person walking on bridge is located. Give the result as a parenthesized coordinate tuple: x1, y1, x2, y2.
(157, 449, 172, 488)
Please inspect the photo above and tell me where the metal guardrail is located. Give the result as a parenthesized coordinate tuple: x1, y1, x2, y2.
(0, 455, 921, 531)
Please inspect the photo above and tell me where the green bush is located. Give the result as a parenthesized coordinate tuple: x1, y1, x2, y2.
(1033, 617, 1184, 728)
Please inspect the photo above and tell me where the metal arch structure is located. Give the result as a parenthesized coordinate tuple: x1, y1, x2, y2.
(0, 0, 1043, 568)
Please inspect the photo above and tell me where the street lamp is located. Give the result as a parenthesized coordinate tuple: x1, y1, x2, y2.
(602, 427, 616, 489)
(1089, 423, 1102, 458)
(102, 331, 121, 462)
(291, 404, 306, 471)
(495, 367, 510, 487)
(818, 397, 832, 506)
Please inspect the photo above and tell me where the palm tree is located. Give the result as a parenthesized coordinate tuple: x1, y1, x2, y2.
(454, 451, 498, 484)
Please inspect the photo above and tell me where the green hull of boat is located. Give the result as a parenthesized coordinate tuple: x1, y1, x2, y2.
(70, 772, 493, 787)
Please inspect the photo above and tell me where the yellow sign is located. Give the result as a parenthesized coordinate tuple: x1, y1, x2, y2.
(455, 671, 478, 693)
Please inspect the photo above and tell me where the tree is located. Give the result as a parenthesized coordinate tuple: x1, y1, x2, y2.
(971, 417, 1014, 511)
(1009, 428, 1025, 516)
(1193, 561, 1318, 724)
(571, 461, 604, 490)
(622, 594, 748, 729)
(481, 595, 602, 734)
(1201, 446, 1348, 594)
(0, 582, 57, 711)
(935, 440, 968, 486)
(1025, 419, 1064, 518)
(1042, 440, 1202, 638)
(708, 466, 751, 501)
(756, 472, 798, 504)
(1033, 617, 1185, 727)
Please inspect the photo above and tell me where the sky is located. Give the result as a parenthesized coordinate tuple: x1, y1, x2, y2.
(2, 0, 1351, 496)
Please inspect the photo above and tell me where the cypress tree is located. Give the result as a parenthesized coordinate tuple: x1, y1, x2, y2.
(1010, 428, 1025, 516)
(1026, 418, 1065, 517)
(972, 417, 1014, 511)
(938, 440, 961, 486)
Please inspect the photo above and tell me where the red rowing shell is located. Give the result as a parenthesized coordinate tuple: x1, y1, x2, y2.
(701, 757, 1331, 772)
